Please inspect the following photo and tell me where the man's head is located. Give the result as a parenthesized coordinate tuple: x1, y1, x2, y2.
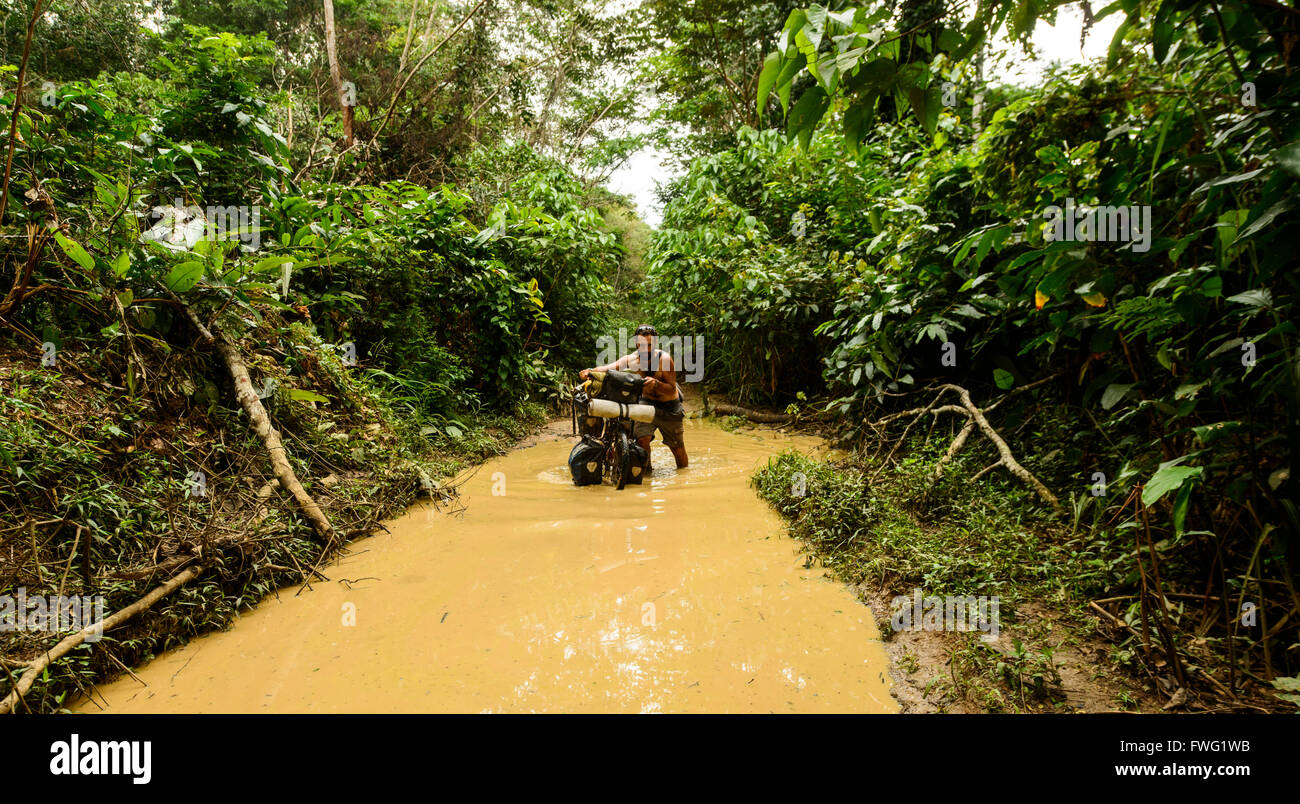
(634, 323, 657, 350)
(634, 324, 658, 370)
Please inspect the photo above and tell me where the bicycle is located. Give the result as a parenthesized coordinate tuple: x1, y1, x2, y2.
(570, 383, 648, 490)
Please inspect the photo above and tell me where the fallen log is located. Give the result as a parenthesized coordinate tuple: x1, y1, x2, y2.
(183, 307, 335, 541)
(0, 566, 202, 714)
(939, 384, 1060, 509)
(708, 402, 792, 424)
(869, 383, 1061, 510)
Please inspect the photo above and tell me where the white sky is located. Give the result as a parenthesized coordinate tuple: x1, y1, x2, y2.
(606, 5, 1121, 228)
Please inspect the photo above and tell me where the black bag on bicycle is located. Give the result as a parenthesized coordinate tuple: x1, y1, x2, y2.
(625, 441, 649, 485)
(577, 410, 605, 438)
(568, 435, 604, 486)
(588, 369, 644, 405)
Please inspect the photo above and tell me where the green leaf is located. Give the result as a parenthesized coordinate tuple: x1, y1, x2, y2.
(1271, 676, 1300, 692)
(164, 261, 205, 293)
(756, 52, 782, 118)
(287, 389, 329, 404)
(1142, 461, 1202, 508)
(1107, 17, 1132, 70)
(1172, 480, 1193, 534)
(1232, 201, 1291, 244)
(1273, 142, 1300, 180)
(787, 86, 829, 150)
(804, 4, 828, 50)
(895, 61, 928, 90)
(843, 58, 895, 96)
(1035, 145, 1066, 165)
(250, 254, 295, 275)
(1152, 21, 1174, 63)
(111, 251, 130, 278)
(1226, 289, 1271, 308)
(993, 368, 1014, 390)
(842, 92, 877, 151)
(1101, 382, 1135, 410)
(774, 52, 806, 115)
(1012, 0, 1038, 37)
(907, 86, 940, 135)
(54, 232, 95, 271)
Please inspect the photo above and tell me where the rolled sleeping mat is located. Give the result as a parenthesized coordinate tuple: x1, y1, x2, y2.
(587, 398, 656, 423)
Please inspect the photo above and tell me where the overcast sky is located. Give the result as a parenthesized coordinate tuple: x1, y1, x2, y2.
(606, 6, 1122, 228)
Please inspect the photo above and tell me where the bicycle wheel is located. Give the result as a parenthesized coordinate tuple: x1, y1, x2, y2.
(612, 427, 631, 490)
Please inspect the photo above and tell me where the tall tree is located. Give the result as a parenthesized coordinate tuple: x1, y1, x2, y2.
(323, 0, 354, 146)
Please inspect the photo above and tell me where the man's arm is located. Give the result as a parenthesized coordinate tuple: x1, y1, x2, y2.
(642, 352, 678, 400)
(579, 354, 631, 380)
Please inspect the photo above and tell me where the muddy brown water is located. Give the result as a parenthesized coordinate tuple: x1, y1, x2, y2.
(76, 420, 896, 713)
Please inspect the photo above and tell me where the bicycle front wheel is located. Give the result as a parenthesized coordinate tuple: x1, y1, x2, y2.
(612, 428, 631, 490)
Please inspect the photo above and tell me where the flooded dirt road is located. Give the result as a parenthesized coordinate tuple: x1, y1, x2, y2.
(79, 419, 896, 713)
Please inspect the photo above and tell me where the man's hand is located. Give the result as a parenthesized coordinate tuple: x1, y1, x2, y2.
(642, 377, 659, 393)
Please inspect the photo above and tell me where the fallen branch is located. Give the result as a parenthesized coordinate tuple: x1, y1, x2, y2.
(708, 402, 792, 424)
(871, 390, 945, 480)
(0, 566, 202, 714)
(940, 384, 1059, 509)
(869, 382, 1060, 509)
(933, 418, 975, 479)
(183, 306, 335, 541)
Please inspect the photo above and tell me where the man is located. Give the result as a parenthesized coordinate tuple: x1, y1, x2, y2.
(579, 324, 688, 469)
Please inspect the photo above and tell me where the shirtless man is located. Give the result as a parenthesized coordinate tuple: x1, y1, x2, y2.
(579, 324, 688, 469)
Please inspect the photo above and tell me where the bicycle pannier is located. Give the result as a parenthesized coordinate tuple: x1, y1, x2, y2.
(588, 369, 644, 405)
(578, 413, 605, 438)
(625, 441, 649, 485)
(568, 435, 604, 486)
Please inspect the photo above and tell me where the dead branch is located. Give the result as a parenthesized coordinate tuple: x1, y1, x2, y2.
(183, 306, 336, 541)
(0, 566, 202, 714)
(367, 0, 491, 149)
(868, 382, 1060, 509)
(0, 0, 46, 225)
(933, 418, 975, 479)
(708, 402, 792, 424)
(939, 384, 1059, 508)
(871, 390, 946, 480)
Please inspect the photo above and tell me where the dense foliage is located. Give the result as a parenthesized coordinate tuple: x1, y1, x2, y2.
(647, 0, 1299, 693)
(2, 24, 624, 420)
(0, 1, 641, 710)
(2, 0, 1297, 711)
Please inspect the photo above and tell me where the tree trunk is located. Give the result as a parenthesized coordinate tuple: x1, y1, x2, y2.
(323, 0, 353, 146)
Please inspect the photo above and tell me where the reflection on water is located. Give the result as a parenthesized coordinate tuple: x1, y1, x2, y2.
(77, 421, 897, 713)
